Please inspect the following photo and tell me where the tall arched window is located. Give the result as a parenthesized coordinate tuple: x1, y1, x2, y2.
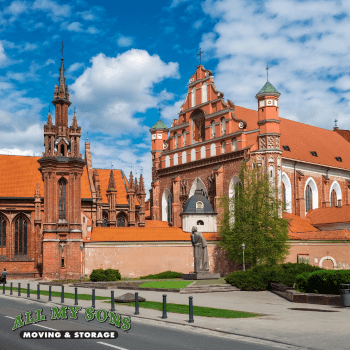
(165, 155, 170, 168)
(232, 138, 237, 151)
(102, 212, 108, 227)
(0, 217, 6, 248)
(211, 121, 215, 138)
(202, 82, 207, 103)
(200, 146, 206, 159)
(117, 216, 126, 227)
(174, 153, 178, 166)
(59, 179, 66, 220)
(182, 130, 186, 146)
(282, 183, 286, 209)
(192, 87, 196, 107)
(330, 189, 337, 207)
(14, 216, 27, 256)
(182, 151, 187, 164)
(174, 133, 178, 149)
(221, 141, 226, 154)
(305, 184, 313, 212)
(60, 144, 65, 156)
(221, 117, 226, 135)
(191, 148, 196, 161)
(210, 143, 216, 156)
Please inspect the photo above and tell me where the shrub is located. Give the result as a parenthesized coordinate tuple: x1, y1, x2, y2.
(225, 263, 324, 291)
(295, 270, 350, 295)
(140, 271, 183, 280)
(90, 268, 121, 282)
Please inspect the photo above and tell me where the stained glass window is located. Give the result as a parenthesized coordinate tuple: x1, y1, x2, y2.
(305, 184, 313, 212)
(117, 217, 126, 227)
(59, 180, 66, 220)
(0, 218, 6, 247)
(330, 189, 337, 207)
(14, 216, 27, 256)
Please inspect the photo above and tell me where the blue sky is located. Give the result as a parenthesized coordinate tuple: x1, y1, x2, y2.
(1, 0, 350, 197)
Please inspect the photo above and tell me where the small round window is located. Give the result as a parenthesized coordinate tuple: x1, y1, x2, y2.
(196, 201, 203, 209)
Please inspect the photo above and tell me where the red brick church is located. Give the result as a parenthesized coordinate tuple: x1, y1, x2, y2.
(149, 64, 350, 271)
(0, 57, 146, 279)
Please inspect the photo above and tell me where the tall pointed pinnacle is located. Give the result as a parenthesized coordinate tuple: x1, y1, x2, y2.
(128, 171, 134, 191)
(134, 178, 138, 193)
(46, 109, 53, 128)
(108, 170, 116, 191)
(72, 108, 78, 129)
(138, 174, 145, 193)
(35, 183, 41, 198)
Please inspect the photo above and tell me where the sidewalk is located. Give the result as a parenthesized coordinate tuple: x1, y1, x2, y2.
(2, 279, 350, 350)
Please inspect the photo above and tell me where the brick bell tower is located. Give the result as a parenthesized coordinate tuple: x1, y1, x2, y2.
(38, 52, 86, 280)
(252, 68, 283, 211)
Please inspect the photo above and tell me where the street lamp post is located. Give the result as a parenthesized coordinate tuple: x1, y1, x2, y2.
(242, 243, 245, 271)
(80, 243, 84, 280)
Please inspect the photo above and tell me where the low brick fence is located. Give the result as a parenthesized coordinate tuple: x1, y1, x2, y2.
(270, 283, 342, 306)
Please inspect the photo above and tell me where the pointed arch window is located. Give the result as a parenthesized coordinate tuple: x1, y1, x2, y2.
(14, 216, 27, 256)
(282, 183, 286, 209)
(305, 184, 313, 212)
(102, 212, 108, 227)
(330, 189, 337, 207)
(182, 130, 186, 146)
(0, 217, 6, 247)
(117, 216, 126, 227)
(59, 179, 66, 220)
(221, 140, 226, 154)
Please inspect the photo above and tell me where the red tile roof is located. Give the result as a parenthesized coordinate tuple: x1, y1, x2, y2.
(235, 106, 350, 171)
(283, 213, 319, 233)
(90, 227, 219, 242)
(289, 230, 350, 241)
(306, 205, 350, 225)
(144, 220, 170, 228)
(94, 169, 131, 204)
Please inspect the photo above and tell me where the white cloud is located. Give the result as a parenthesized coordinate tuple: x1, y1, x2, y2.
(4, 1, 28, 15)
(117, 35, 133, 47)
(65, 22, 83, 32)
(67, 62, 84, 74)
(78, 10, 96, 21)
(33, 0, 71, 21)
(160, 99, 185, 122)
(193, 19, 203, 29)
(87, 26, 99, 34)
(70, 49, 179, 136)
(0, 42, 7, 66)
(169, 0, 189, 8)
(200, 0, 350, 130)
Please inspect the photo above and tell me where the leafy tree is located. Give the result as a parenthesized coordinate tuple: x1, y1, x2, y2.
(217, 161, 290, 268)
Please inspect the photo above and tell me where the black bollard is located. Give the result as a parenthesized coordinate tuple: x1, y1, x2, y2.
(134, 292, 139, 315)
(2, 282, 5, 294)
(10, 282, 12, 295)
(61, 286, 64, 304)
(162, 294, 167, 319)
(189, 296, 194, 323)
(48, 285, 52, 302)
(111, 291, 115, 312)
(37, 284, 40, 300)
(74, 287, 78, 306)
(18, 283, 21, 296)
(92, 289, 95, 308)
(27, 284, 30, 298)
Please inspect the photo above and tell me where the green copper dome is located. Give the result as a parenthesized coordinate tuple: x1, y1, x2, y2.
(257, 81, 280, 95)
(151, 120, 168, 130)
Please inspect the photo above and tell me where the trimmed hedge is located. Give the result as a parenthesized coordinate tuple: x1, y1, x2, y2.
(90, 268, 121, 282)
(295, 269, 350, 295)
(225, 263, 323, 291)
(140, 271, 183, 280)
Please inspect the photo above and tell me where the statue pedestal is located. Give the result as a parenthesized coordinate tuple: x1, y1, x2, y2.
(182, 272, 221, 280)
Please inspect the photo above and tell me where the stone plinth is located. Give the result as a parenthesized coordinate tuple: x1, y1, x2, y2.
(182, 272, 220, 280)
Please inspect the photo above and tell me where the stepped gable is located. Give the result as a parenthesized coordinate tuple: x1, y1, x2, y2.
(90, 227, 219, 242)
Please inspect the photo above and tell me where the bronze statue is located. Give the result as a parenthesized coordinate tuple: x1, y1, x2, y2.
(190, 226, 209, 272)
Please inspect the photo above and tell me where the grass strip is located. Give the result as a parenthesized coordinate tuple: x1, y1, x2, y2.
(3, 287, 110, 301)
(138, 280, 193, 289)
(115, 301, 262, 318)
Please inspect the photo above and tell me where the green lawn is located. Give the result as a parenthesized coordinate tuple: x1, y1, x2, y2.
(116, 301, 262, 318)
(193, 277, 228, 286)
(3, 287, 110, 301)
(139, 280, 193, 289)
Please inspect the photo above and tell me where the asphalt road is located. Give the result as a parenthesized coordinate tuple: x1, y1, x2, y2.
(0, 296, 305, 350)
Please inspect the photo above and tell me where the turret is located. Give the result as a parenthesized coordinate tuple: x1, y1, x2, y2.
(150, 119, 168, 181)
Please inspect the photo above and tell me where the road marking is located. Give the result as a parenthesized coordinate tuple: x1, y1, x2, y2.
(5, 315, 56, 331)
(97, 342, 129, 350)
(33, 324, 57, 331)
